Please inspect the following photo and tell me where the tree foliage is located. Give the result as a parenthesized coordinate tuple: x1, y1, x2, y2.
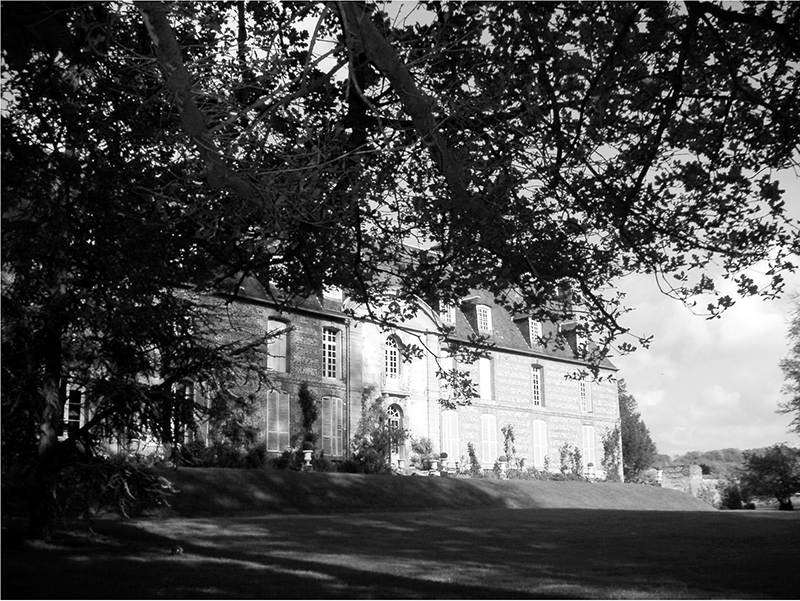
(739, 444, 800, 510)
(2, 0, 800, 532)
(601, 424, 622, 482)
(618, 379, 658, 482)
(779, 301, 800, 434)
(346, 390, 408, 474)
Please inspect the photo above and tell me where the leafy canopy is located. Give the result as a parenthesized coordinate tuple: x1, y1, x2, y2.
(739, 444, 800, 510)
(2, 1, 800, 461)
(779, 300, 800, 434)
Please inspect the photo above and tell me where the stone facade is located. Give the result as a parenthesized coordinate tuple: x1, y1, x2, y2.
(214, 282, 621, 478)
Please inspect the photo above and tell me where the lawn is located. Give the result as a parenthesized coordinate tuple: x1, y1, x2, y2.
(3, 471, 799, 599)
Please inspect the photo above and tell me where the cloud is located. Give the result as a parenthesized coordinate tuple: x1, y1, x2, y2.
(613, 271, 800, 456)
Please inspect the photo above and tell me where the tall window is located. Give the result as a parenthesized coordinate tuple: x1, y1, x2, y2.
(441, 410, 459, 459)
(532, 420, 548, 468)
(267, 319, 288, 372)
(384, 337, 400, 377)
(439, 353, 454, 400)
(322, 328, 340, 379)
(480, 414, 498, 466)
(440, 303, 456, 325)
(322, 396, 344, 456)
(529, 318, 542, 344)
(63, 386, 83, 434)
(387, 404, 403, 455)
(579, 381, 592, 412)
(531, 365, 543, 407)
(476, 304, 492, 332)
(267, 390, 290, 452)
(582, 425, 596, 476)
(479, 356, 493, 400)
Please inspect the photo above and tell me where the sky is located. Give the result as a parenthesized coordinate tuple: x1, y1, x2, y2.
(611, 171, 800, 457)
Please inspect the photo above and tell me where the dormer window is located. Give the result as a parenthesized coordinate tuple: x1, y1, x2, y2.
(323, 286, 343, 301)
(476, 304, 492, 333)
(440, 303, 456, 326)
(529, 318, 542, 344)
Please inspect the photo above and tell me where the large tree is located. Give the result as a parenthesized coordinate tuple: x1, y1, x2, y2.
(618, 379, 658, 482)
(779, 301, 800, 434)
(3, 1, 799, 533)
(739, 444, 800, 510)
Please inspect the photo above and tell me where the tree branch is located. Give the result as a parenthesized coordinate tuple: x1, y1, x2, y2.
(338, 2, 490, 224)
(135, 1, 260, 200)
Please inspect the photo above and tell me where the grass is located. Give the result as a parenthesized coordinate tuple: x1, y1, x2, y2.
(3, 470, 799, 599)
(155, 467, 716, 516)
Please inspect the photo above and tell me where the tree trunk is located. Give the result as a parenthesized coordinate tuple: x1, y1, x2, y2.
(27, 326, 64, 539)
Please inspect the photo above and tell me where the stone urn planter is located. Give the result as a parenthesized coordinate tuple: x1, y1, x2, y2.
(302, 448, 313, 470)
(498, 456, 508, 477)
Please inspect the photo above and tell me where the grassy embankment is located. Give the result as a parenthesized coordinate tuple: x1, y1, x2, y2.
(4, 469, 799, 600)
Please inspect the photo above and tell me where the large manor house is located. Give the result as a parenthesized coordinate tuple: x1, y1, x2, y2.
(194, 278, 620, 479)
(65, 277, 621, 478)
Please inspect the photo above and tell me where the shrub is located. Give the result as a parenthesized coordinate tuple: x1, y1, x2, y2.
(55, 454, 176, 519)
(559, 443, 584, 477)
(466, 442, 484, 478)
(244, 443, 268, 468)
(719, 480, 744, 510)
(348, 389, 408, 474)
(410, 437, 435, 468)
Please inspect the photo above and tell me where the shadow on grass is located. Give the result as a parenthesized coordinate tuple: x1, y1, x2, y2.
(157, 468, 714, 517)
(4, 508, 799, 599)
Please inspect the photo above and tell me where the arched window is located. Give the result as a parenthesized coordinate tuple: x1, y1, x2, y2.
(387, 404, 403, 455)
(384, 336, 400, 378)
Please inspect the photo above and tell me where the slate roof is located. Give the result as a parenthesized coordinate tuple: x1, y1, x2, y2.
(217, 277, 616, 370)
(448, 289, 617, 370)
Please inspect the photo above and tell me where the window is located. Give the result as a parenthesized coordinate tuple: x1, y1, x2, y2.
(387, 404, 403, 455)
(579, 381, 592, 412)
(531, 365, 543, 407)
(480, 414, 498, 466)
(441, 410, 459, 459)
(322, 328, 340, 379)
(532, 420, 548, 468)
(384, 336, 400, 377)
(321, 396, 344, 456)
(582, 425, 596, 476)
(267, 319, 288, 372)
(478, 356, 493, 400)
(267, 390, 290, 451)
(63, 386, 84, 434)
(439, 353, 454, 400)
(440, 303, 456, 325)
(323, 286, 343, 301)
(476, 304, 492, 332)
(529, 318, 542, 344)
